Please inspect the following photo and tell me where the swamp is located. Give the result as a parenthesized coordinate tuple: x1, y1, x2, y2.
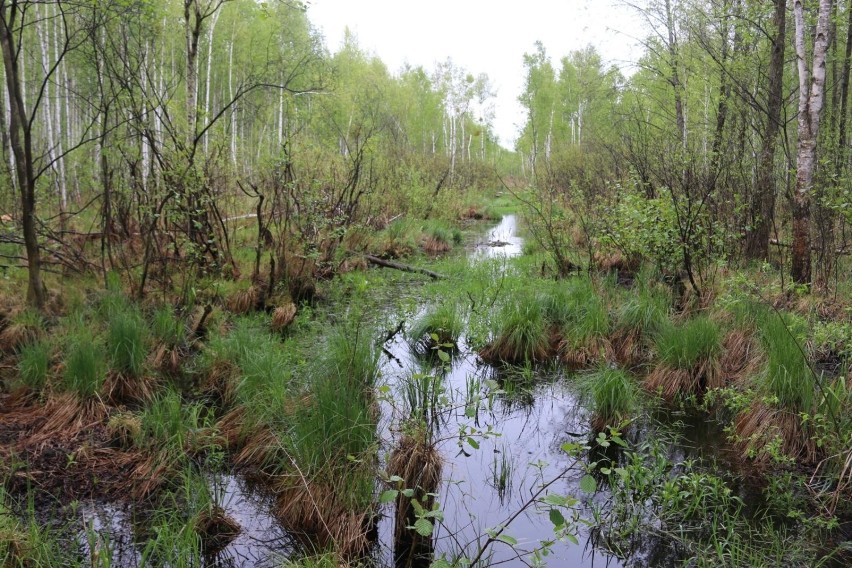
(2, 1, 852, 566)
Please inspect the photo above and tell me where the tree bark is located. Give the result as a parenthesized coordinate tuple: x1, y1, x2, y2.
(792, 0, 833, 285)
(1, 1, 46, 309)
(745, 0, 786, 260)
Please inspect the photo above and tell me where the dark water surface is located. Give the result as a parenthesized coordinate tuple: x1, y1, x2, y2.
(65, 214, 757, 567)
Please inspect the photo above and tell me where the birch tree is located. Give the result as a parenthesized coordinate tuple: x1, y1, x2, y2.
(791, 0, 833, 285)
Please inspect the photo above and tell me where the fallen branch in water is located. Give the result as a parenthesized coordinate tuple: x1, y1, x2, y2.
(364, 255, 445, 280)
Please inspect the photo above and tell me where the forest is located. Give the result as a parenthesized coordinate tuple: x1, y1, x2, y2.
(0, 0, 851, 566)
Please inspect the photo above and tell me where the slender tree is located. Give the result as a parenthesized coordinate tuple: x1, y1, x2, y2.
(791, 0, 833, 285)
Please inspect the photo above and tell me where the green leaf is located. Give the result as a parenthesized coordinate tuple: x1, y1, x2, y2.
(380, 489, 398, 504)
(565, 533, 579, 545)
(497, 534, 518, 546)
(579, 474, 597, 494)
(430, 560, 452, 568)
(549, 508, 566, 528)
(467, 437, 480, 450)
(413, 518, 433, 537)
(401, 488, 415, 498)
(438, 349, 451, 363)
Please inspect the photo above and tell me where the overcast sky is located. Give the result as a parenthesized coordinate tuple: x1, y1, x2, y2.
(306, 0, 647, 147)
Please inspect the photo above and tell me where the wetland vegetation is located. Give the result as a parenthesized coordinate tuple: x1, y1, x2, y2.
(2, 1, 852, 566)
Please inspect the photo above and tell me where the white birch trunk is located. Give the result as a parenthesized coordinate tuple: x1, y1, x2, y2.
(791, 0, 833, 284)
(202, 8, 220, 155)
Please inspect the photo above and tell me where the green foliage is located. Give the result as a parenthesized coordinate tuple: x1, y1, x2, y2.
(486, 291, 550, 363)
(107, 309, 148, 377)
(580, 365, 640, 427)
(152, 307, 187, 348)
(760, 313, 814, 412)
(600, 187, 681, 272)
(544, 277, 610, 346)
(615, 283, 670, 335)
(17, 340, 51, 391)
(287, 323, 378, 506)
(655, 316, 721, 369)
(409, 302, 463, 349)
(137, 390, 208, 451)
(63, 332, 106, 397)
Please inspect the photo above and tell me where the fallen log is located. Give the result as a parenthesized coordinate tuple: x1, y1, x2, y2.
(365, 255, 445, 280)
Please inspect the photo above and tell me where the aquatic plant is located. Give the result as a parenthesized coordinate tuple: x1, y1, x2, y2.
(645, 316, 723, 399)
(481, 292, 550, 364)
(580, 365, 640, 430)
(409, 302, 463, 351)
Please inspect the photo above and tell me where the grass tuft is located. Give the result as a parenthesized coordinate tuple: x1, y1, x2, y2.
(16, 340, 51, 392)
(481, 292, 550, 364)
(63, 332, 106, 398)
(409, 302, 463, 351)
(579, 365, 641, 430)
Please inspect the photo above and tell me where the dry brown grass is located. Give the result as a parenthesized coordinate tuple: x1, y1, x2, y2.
(421, 236, 451, 256)
(106, 412, 142, 448)
(734, 401, 817, 465)
(720, 330, 763, 385)
(24, 393, 108, 446)
(271, 303, 297, 333)
(102, 371, 158, 405)
(559, 337, 613, 370)
(592, 250, 641, 274)
(226, 286, 260, 314)
(200, 359, 239, 404)
(609, 328, 647, 369)
(195, 506, 241, 554)
(274, 483, 373, 559)
(149, 343, 184, 376)
(0, 324, 39, 353)
(644, 359, 721, 401)
(388, 432, 442, 537)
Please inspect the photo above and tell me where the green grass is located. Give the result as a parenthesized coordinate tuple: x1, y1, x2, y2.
(17, 340, 51, 391)
(580, 365, 641, 427)
(544, 277, 610, 347)
(655, 316, 722, 369)
(136, 389, 208, 451)
(287, 324, 378, 506)
(409, 302, 463, 349)
(63, 332, 106, 397)
(485, 291, 550, 363)
(616, 284, 670, 335)
(760, 312, 814, 412)
(152, 307, 187, 347)
(107, 309, 148, 377)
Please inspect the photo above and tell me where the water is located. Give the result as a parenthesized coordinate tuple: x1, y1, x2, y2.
(71, 214, 755, 567)
(376, 214, 626, 566)
(77, 475, 292, 567)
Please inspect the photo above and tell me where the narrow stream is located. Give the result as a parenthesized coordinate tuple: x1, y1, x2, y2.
(376, 214, 624, 566)
(67, 214, 753, 567)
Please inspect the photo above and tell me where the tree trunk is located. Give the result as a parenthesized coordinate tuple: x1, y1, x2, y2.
(791, 0, 833, 285)
(745, 0, 786, 260)
(1, 2, 46, 309)
(665, 0, 686, 147)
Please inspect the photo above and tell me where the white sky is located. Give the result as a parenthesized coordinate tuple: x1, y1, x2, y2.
(306, 0, 647, 148)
